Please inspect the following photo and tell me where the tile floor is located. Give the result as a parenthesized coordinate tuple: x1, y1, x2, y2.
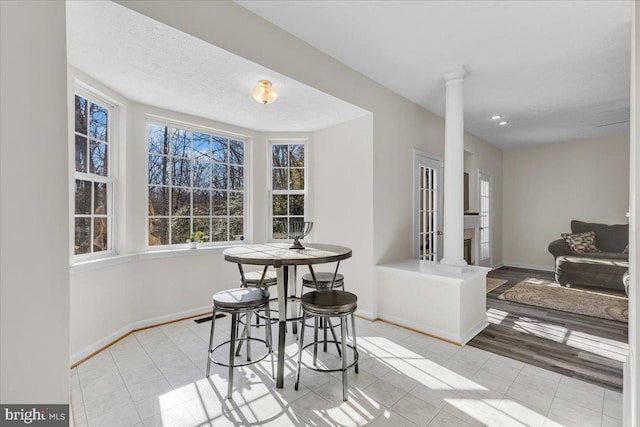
(71, 315, 623, 427)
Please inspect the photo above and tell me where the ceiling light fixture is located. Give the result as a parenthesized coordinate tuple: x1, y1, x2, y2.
(490, 115, 502, 120)
(251, 80, 278, 105)
(498, 121, 508, 126)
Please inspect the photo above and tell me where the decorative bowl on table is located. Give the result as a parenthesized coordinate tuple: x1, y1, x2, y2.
(279, 220, 313, 249)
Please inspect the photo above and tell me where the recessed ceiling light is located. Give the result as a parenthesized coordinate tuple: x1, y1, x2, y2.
(490, 115, 502, 120)
(498, 121, 508, 126)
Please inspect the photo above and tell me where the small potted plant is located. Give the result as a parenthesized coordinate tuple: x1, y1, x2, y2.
(186, 231, 208, 249)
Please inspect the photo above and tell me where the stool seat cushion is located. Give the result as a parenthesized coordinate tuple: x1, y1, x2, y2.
(244, 270, 277, 286)
(213, 288, 269, 309)
(302, 272, 344, 288)
(301, 290, 357, 314)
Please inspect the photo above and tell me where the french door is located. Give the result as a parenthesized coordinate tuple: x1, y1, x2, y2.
(478, 171, 492, 267)
(414, 151, 443, 261)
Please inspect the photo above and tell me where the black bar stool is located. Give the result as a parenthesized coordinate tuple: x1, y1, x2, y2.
(206, 287, 274, 399)
(295, 289, 359, 401)
(301, 272, 344, 290)
(301, 268, 344, 355)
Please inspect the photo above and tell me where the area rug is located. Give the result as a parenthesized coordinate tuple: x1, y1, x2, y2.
(497, 278, 628, 322)
(486, 278, 508, 293)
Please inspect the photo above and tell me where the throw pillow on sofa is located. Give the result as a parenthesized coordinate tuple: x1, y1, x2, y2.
(561, 231, 601, 254)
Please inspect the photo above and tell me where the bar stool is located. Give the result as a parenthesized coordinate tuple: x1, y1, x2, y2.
(237, 264, 300, 334)
(295, 290, 359, 401)
(301, 270, 344, 355)
(301, 272, 344, 290)
(239, 266, 278, 328)
(206, 287, 274, 399)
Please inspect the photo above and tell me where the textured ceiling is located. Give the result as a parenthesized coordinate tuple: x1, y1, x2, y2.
(237, 0, 632, 149)
(66, 1, 368, 133)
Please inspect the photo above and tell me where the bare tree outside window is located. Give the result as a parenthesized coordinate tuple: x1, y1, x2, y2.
(270, 141, 306, 239)
(73, 93, 114, 257)
(147, 123, 246, 246)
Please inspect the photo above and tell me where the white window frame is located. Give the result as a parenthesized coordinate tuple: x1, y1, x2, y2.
(145, 116, 250, 249)
(72, 86, 118, 262)
(268, 139, 308, 241)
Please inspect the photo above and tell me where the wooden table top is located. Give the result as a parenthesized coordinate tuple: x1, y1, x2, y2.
(223, 243, 352, 267)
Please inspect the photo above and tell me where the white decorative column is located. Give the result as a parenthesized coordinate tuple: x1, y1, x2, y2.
(440, 66, 468, 267)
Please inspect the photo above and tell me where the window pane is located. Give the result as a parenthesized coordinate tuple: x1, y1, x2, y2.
(149, 218, 169, 246)
(193, 218, 210, 241)
(212, 136, 228, 162)
(212, 218, 228, 242)
(172, 187, 191, 216)
(172, 158, 190, 187)
(149, 186, 169, 216)
(272, 218, 287, 239)
(94, 182, 107, 215)
(193, 189, 210, 216)
(193, 161, 211, 188)
(229, 140, 244, 165)
(74, 218, 91, 255)
(212, 191, 227, 215)
(212, 163, 228, 189)
(289, 144, 304, 167)
(171, 128, 191, 158)
(75, 96, 87, 135)
(229, 166, 243, 190)
(149, 124, 169, 155)
(290, 168, 304, 190)
(272, 169, 287, 190)
(89, 102, 108, 141)
(171, 217, 190, 244)
(272, 195, 288, 216)
(230, 218, 243, 241)
(192, 132, 210, 161)
(229, 192, 243, 216)
(149, 155, 170, 185)
(93, 217, 108, 252)
(290, 195, 304, 215)
(75, 135, 87, 173)
(272, 145, 287, 167)
(75, 180, 91, 215)
(90, 141, 108, 176)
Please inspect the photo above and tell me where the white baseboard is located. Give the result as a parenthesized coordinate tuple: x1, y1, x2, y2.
(491, 262, 504, 270)
(377, 311, 465, 345)
(460, 319, 490, 345)
(70, 305, 210, 366)
(502, 262, 554, 272)
(355, 309, 377, 321)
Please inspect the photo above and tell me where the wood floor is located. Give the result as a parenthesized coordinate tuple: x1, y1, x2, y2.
(469, 266, 628, 392)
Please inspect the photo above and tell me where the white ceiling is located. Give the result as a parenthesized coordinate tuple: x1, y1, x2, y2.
(65, 1, 368, 133)
(237, 0, 632, 149)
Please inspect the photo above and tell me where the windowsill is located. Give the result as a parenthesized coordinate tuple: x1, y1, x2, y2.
(71, 254, 136, 274)
(70, 243, 246, 273)
(139, 245, 229, 260)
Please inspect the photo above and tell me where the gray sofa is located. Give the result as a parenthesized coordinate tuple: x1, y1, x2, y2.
(548, 220, 629, 291)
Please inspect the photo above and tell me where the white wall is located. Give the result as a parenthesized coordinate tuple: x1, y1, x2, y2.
(0, 1, 70, 403)
(312, 115, 375, 316)
(503, 135, 630, 270)
(465, 134, 504, 266)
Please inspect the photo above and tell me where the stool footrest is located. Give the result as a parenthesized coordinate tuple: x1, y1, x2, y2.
(299, 341, 359, 373)
(208, 337, 271, 368)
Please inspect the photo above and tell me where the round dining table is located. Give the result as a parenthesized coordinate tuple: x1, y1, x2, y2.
(223, 242, 352, 388)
